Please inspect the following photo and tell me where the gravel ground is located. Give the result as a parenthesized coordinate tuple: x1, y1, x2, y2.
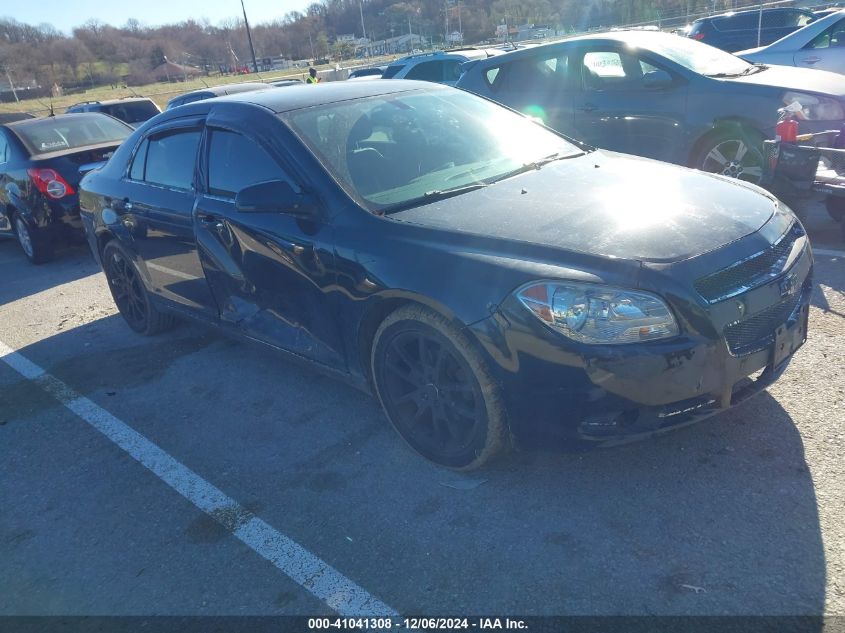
(0, 199, 843, 617)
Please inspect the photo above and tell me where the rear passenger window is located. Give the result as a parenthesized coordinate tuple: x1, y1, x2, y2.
(207, 130, 294, 198)
(142, 130, 200, 190)
(495, 52, 571, 94)
(405, 61, 444, 82)
(714, 13, 756, 30)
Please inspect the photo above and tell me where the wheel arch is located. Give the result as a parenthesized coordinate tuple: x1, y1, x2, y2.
(94, 227, 118, 259)
(355, 291, 470, 387)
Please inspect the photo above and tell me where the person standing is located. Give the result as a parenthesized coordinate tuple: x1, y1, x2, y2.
(306, 68, 321, 84)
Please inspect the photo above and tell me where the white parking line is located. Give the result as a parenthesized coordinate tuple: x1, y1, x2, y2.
(0, 339, 398, 617)
(814, 248, 845, 258)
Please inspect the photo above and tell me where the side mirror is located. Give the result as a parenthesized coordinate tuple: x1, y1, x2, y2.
(643, 69, 673, 89)
(234, 180, 316, 216)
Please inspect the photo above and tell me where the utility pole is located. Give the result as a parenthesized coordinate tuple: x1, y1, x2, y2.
(457, 1, 462, 40)
(360, 2, 372, 57)
(240, 0, 259, 73)
(445, 0, 449, 45)
(3, 66, 19, 102)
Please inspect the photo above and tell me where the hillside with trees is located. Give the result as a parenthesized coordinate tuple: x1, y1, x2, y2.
(0, 0, 805, 94)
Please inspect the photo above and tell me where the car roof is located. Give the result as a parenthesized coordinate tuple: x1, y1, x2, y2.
(694, 6, 813, 21)
(461, 30, 693, 61)
(206, 80, 439, 113)
(174, 82, 270, 100)
(0, 112, 36, 124)
(388, 48, 501, 65)
(3, 112, 117, 129)
(76, 97, 155, 106)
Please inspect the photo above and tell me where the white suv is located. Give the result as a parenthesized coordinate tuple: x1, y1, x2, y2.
(381, 48, 503, 86)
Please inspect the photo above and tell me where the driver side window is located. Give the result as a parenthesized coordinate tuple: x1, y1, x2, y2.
(207, 129, 297, 198)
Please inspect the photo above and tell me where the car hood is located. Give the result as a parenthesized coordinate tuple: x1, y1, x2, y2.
(389, 151, 779, 263)
(724, 64, 845, 97)
(736, 46, 765, 56)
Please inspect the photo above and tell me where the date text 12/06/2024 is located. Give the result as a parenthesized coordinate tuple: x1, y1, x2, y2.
(307, 618, 528, 630)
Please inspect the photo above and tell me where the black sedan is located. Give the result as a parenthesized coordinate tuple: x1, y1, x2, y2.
(79, 81, 812, 469)
(1, 113, 133, 263)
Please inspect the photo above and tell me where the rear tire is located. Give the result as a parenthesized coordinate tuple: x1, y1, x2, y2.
(14, 216, 53, 264)
(102, 240, 177, 336)
(371, 305, 508, 470)
(826, 195, 845, 223)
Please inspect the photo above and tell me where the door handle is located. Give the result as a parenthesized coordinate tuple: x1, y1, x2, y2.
(802, 57, 821, 64)
(198, 214, 225, 232)
(121, 197, 133, 211)
(578, 103, 598, 112)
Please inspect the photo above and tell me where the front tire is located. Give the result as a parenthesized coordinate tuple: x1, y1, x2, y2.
(14, 216, 53, 264)
(371, 305, 507, 470)
(695, 128, 765, 184)
(102, 240, 176, 336)
(826, 195, 845, 223)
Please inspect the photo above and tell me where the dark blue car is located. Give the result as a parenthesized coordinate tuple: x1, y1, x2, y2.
(688, 7, 816, 52)
(458, 31, 845, 185)
(0, 113, 133, 263)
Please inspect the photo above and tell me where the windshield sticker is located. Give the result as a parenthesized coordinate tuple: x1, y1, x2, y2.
(39, 140, 69, 150)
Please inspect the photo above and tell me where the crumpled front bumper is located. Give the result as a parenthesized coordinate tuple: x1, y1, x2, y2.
(467, 246, 812, 447)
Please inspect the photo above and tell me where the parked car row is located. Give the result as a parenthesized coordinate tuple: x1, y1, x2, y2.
(0, 29, 829, 468)
(737, 9, 845, 75)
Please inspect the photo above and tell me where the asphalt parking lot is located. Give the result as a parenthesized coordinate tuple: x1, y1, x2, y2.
(1, 199, 843, 619)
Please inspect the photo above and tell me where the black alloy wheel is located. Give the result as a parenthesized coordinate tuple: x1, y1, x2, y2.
(372, 305, 507, 469)
(102, 241, 176, 335)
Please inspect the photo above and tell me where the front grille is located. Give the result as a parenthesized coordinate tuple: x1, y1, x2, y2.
(723, 282, 806, 356)
(694, 222, 804, 303)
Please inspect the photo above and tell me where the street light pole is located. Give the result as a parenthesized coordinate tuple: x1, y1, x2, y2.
(240, 0, 259, 73)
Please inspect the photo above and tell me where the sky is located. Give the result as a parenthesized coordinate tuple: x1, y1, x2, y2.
(5, 0, 310, 32)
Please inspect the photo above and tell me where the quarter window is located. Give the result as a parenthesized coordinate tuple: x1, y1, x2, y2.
(207, 130, 293, 197)
(141, 129, 200, 190)
(495, 52, 571, 95)
(128, 139, 148, 181)
(808, 19, 845, 48)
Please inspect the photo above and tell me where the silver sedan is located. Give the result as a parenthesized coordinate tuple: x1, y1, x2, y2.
(737, 9, 845, 75)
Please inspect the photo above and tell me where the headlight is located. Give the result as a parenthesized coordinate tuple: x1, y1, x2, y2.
(516, 281, 679, 344)
(783, 91, 844, 121)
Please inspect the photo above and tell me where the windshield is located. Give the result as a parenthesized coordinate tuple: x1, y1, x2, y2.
(13, 114, 133, 155)
(282, 89, 582, 212)
(644, 33, 753, 76)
